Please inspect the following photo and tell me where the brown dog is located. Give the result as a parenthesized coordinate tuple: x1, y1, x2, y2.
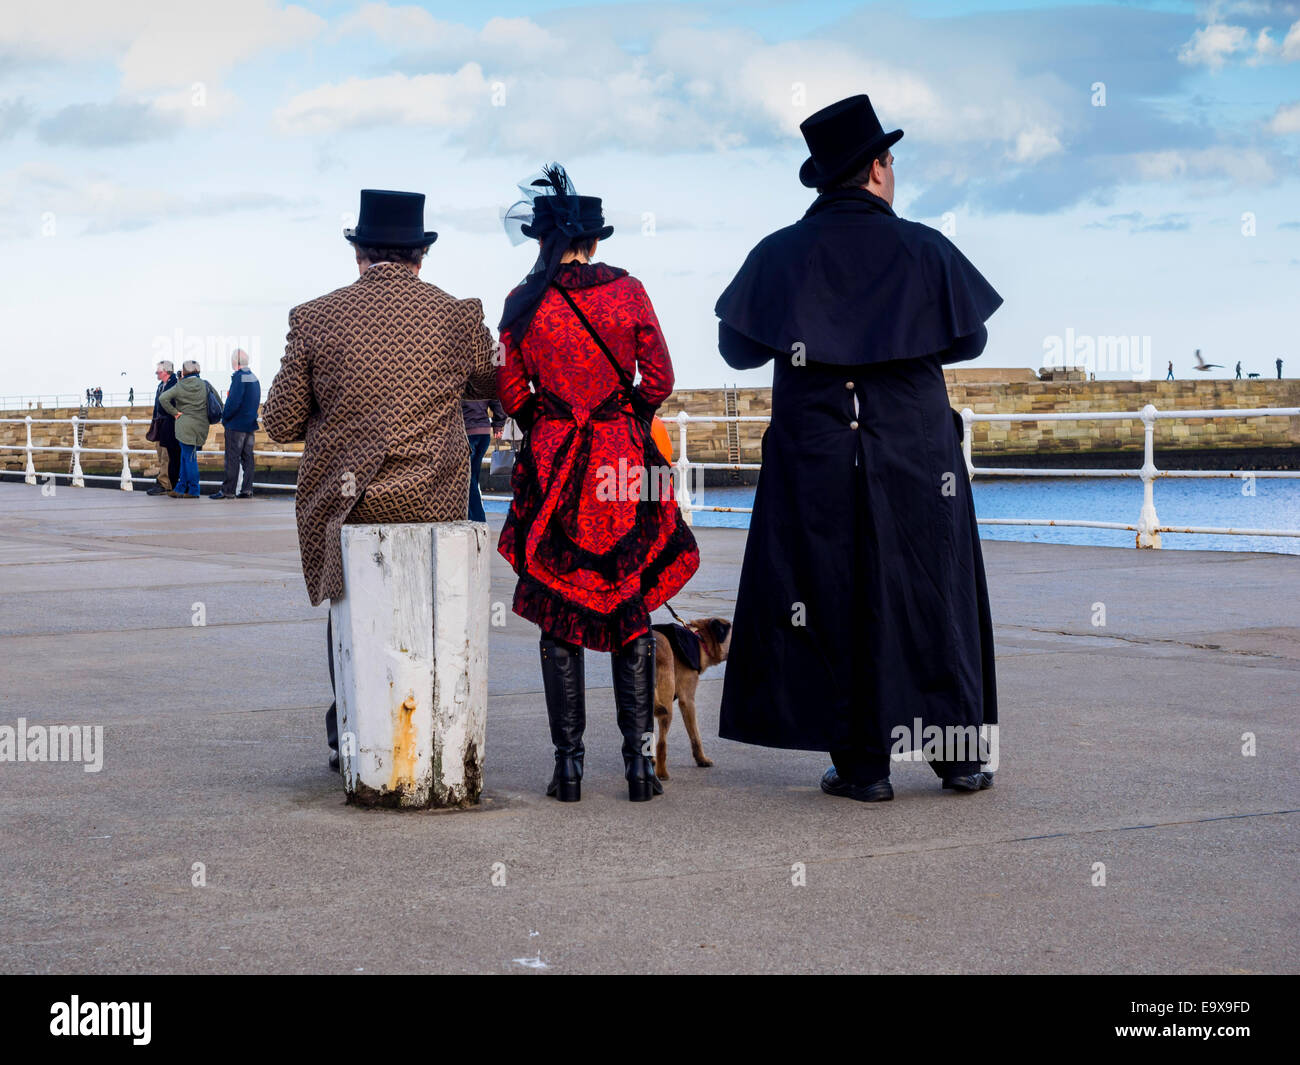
(651, 617, 732, 779)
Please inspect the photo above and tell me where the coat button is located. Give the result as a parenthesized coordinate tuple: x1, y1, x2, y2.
(850, 420, 859, 430)
(845, 381, 855, 390)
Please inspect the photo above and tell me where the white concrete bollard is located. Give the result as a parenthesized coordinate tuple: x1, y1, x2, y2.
(329, 522, 490, 808)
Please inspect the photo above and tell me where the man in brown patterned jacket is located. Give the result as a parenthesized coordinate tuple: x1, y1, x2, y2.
(262, 189, 497, 768)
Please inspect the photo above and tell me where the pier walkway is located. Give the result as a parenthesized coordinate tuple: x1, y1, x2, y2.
(0, 482, 1295, 973)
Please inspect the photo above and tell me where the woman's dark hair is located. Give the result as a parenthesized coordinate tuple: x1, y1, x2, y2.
(568, 236, 598, 258)
(354, 244, 430, 265)
(818, 150, 891, 195)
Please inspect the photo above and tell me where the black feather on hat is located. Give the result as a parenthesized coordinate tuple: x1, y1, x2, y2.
(498, 164, 613, 341)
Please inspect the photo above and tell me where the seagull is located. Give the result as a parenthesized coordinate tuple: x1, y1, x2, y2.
(1193, 349, 1222, 372)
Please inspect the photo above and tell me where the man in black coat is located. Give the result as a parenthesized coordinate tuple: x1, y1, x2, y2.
(146, 361, 181, 496)
(715, 94, 1002, 802)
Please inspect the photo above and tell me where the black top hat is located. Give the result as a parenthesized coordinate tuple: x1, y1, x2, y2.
(521, 195, 613, 242)
(798, 94, 903, 189)
(344, 189, 438, 248)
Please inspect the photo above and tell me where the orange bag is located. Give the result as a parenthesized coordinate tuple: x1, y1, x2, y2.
(650, 415, 673, 462)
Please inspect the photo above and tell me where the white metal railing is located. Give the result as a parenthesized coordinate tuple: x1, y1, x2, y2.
(0, 389, 227, 412)
(6, 405, 1298, 547)
(664, 405, 1300, 547)
(0, 392, 152, 411)
(1, 415, 301, 492)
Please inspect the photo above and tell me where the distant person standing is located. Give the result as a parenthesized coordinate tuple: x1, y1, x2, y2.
(462, 398, 505, 521)
(1235, 361, 1242, 380)
(146, 361, 180, 496)
(85, 388, 92, 406)
(1166, 360, 1174, 381)
(128, 387, 134, 407)
(158, 361, 214, 498)
(210, 349, 260, 500)
(94, 387, 103, 408)
(1278, 357, 1284, 380)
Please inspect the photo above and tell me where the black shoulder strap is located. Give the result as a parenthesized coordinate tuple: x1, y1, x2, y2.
(551, 282, 634, 395)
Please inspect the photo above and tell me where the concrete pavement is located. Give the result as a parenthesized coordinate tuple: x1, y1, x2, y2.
(0, 482, 1295, 974)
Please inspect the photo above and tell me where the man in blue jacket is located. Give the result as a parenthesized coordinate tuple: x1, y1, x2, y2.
(210, 349, 261, 499)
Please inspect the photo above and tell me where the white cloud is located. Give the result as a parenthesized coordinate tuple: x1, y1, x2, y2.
(1267, 100, 1300, 133)
(276, 17, 1066, 169)
(336, 3, 471, 50)
(0, 0, 324, 90)
(1133, 147, 1276, 185)
(275, 65, 493, 135)
(1283, 20, 1300, 59)
(1179, 22, 1251, 69)
(0, 161, 307, 238)
(337, 6, 560, 65)
(1009, 127, 1064, 164)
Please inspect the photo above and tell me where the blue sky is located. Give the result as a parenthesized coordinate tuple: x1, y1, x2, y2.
(1, 0, 1297, 399)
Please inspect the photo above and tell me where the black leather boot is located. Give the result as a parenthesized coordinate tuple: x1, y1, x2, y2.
(540, 636, 585, 802)
(612, 633, 663, 802)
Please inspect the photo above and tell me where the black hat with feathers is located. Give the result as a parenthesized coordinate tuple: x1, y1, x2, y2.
(499, 164, 613, 342)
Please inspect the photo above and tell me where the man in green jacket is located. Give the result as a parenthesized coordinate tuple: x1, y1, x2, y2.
(158, 360, 215, 498)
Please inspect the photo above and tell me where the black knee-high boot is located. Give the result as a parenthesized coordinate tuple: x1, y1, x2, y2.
(612, 632, 663, 802)
(540, 635, 585, 802)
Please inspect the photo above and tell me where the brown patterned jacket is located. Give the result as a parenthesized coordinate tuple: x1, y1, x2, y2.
(262, 262, 497, 606)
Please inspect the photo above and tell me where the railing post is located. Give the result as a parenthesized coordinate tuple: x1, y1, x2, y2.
(961, 407, 975, 479)
(674, 410, 694, 526)
(70, 415, 85, 488)
(119, 416, 133, 491)
(24, 416, 37, 485)
(1136, 403, 1161, 548)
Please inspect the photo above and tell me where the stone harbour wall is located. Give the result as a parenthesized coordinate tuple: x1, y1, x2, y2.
(3, 374, 1296, 481)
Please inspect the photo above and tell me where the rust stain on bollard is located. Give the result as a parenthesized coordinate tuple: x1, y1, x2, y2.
(388, 695, 418, 792)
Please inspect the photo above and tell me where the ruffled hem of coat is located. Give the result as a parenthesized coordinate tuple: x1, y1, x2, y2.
(512, 574, 651, 652)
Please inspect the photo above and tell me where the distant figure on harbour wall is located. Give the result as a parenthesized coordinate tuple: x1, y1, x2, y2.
(1279, 357, 1284, 380)
(1166, 360, 1174, 380)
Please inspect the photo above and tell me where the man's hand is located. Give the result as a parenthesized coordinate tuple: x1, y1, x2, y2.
(174, 413, 181, 420)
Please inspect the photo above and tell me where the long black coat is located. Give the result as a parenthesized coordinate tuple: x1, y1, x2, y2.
(714, 189, 1001, 754)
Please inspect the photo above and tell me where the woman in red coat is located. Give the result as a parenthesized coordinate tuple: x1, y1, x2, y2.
(497, 167, 699, 803)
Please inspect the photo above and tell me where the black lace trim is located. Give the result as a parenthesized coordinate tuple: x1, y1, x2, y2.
(513, 573, 649, 652)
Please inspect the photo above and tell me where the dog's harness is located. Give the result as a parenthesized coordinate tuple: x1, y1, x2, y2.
(651, 621, 704, 674)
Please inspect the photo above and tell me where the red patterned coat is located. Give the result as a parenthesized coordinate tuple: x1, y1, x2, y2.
(497, 262, 700, 651)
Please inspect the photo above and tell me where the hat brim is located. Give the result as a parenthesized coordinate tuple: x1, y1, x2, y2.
(520, 224, 614, 242)
(344, 230, 438, 248)
(799, 128, 903, 189)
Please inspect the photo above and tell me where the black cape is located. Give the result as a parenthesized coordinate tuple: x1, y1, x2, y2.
(715, 188, 1002, 365)
(715, 190, 1001, 757)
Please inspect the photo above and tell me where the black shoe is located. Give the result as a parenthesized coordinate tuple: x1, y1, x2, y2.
(328, 750, 339, 771)
(236, 492, 254, 499)
(820, 766, 894, 803)
(540, 637, 585, 802)
(146, 485, 167, 496)
(942, 771, 994, 792)
(209, 491, 231, 499)
(612, 633, 662, 801)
